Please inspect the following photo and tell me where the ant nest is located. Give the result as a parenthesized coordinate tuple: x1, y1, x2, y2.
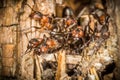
(22, 5, 117, 80)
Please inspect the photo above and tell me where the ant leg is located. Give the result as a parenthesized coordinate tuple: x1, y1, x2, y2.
(81, 38, 85, 46)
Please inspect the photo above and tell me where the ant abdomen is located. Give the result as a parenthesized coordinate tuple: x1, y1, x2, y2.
(62, 6, 74, 18)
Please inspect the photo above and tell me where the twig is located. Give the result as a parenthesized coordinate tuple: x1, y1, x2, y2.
(68, 23, 77, 29)
(80, 40, 91, 49)
(77, 7, 87, 18)
(54, 17, 66, 20)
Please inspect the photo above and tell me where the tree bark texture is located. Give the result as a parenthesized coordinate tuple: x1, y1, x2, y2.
(0, 0, 55, 79)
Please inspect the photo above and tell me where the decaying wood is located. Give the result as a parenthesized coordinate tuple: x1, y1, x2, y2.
(41, 53, 82, 64)
(56, 50, 67, 80)
(66, 55, 82, 64)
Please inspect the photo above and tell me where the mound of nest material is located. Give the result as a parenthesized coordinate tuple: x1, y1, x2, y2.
(22, 4, 117, 80)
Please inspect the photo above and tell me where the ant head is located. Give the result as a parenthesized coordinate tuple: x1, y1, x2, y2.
(29, 11, 43, 20)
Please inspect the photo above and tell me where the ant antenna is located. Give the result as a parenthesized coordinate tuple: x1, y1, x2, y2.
(25, 3, 35, 11)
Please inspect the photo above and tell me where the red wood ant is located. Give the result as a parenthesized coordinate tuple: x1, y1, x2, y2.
(46, 39, 58, 49)
(40, 45, 49, 53)
(34, 45, 49, 55)
(23, 5, 111, 56)
(72, 26, 84, 38)
(25, 3, 43, 21)
(91, 9, 110, 39)
(25, 35, 61, 55)
(65, 18, 74, 27)
(29, 11, 43, 21)
(26, 4, 53, 31)
(25, 38, 43, 54)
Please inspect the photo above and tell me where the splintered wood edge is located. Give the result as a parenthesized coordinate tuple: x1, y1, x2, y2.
(56, 50, 67, 80)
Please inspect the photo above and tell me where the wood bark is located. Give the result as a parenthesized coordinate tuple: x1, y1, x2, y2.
(0, 0, 55, 79)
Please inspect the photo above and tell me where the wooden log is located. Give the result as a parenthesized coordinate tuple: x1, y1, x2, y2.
(1, 44, 14, 58)
(56, 50, 67, 80)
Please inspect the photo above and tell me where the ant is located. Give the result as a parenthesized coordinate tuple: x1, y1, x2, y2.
(25, 34, 61, 56)
(23, 5, 111, 56)
(72, 26, 84, 39)
(91, 9, 110, 39)
(25, 38, 43, 54)
(26, 4, 53, 31)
